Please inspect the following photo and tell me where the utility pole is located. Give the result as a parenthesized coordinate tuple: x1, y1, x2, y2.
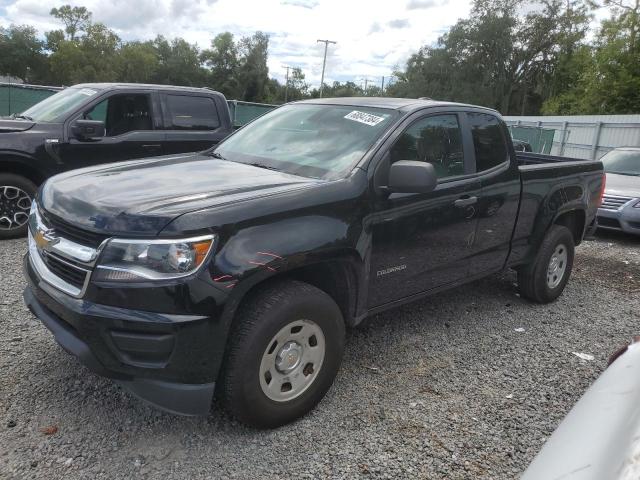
(381, 76, 385, 93)
(282, 65, 291, 103)
(317, 39, 336, 98)
(364, 78, 369, 95)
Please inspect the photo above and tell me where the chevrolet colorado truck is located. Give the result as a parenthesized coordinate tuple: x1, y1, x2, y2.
(1, 83, 234, 239)
(23, 98, 605, 428)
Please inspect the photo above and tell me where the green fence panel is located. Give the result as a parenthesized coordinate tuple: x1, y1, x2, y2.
(508, 126, 555, 154)
(228, 100, 277, 127)
(0, 84, 61, 116)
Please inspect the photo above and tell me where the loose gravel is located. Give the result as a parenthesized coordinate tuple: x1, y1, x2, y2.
(1, 231, 639, 479)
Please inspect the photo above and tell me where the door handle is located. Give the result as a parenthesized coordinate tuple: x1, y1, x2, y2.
(454, 196, 478, 208)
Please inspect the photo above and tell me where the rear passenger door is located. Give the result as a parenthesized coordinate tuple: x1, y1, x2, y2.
(160, 93, 230, 154)
(465, 112, 521, 276)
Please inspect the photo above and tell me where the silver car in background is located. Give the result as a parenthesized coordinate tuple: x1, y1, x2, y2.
(597, 147, 640, 235)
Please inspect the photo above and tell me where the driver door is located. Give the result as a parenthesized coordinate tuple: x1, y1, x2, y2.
(368, 112, 482, 308)
(59, 91, 165, 169)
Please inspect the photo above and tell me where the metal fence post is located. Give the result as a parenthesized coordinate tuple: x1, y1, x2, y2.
(590, 121, 603, 160)
(559, 121, 568, 156)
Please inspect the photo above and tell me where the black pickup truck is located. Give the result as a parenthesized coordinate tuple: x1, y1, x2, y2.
(23, 98, 605, 428)
(1, 83, 234, 239)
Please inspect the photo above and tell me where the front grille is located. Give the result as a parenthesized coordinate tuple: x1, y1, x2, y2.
(597, 216, 621, 230)
(40, 210, 107, 248)
(40, 252, 88, 289)
(600, 194, 634, 210)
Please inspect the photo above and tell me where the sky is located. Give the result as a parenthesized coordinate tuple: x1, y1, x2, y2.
(0, 0, 474, 88)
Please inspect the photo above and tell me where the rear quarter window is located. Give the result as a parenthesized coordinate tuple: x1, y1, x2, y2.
(166, 95, 220, 130)
(468, 112, 509, 172)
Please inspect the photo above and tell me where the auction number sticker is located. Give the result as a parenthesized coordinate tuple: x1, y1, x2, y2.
(344, 110, 386, 126)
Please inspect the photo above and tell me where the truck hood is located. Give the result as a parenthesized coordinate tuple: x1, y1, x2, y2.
(40, 153, 321, 235)
(605, 172, 640, 198)
(0, 118, 36, 132)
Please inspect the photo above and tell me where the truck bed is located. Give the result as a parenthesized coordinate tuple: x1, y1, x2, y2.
(508, 151, 604, 268)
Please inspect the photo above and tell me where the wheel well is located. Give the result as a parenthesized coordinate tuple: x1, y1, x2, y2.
(0, 157, 46, 186)
(235, 261, 359, 327)
(554, 210, 586, 246)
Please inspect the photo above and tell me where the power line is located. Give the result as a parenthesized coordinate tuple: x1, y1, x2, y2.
(316, 39, 336, 98)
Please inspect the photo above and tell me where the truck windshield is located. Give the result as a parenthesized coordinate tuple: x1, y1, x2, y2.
(601, 150, 640, 176)
(21, 87, 100, 123)
(214, 103, 399, 179)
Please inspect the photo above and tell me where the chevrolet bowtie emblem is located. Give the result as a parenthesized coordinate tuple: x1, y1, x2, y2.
(34, 228, 59, 251)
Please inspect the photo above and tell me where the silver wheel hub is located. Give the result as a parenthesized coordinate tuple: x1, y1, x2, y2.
(547, 243, 568, 289)
(259, 319, 326, 402)
(275, 341, 302, 373)
(0, 186, 32, 231)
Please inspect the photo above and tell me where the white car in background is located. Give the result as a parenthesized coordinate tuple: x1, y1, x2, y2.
(596, 147, 640, 235)
(522, 339, 640, 480)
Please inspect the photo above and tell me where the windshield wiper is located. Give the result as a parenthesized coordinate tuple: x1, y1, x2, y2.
(248, 162, 282, 172)
(11, 113, 33, 121)
(207, 151, 226, 160)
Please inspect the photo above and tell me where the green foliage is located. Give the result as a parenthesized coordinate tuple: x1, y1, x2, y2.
(388, 0, 595, 114)
(201, 32, 240, 97)
(543, 0, 640, 113)
(0, 25, 48, 83)
(49, 5, 91, 41)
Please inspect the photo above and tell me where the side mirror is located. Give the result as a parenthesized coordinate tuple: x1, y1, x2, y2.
(387, 160, 438, 194)
(71, 119, 105, 141)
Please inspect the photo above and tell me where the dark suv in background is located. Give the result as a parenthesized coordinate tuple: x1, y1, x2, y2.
(0, 83, 234, 238)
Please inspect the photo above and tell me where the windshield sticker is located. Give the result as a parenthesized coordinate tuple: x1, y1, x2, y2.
(79, 88, 97, 96)
(344, 110, 386, 126)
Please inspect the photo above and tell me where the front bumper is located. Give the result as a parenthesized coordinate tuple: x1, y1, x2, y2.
(597, 202, 640, 235)
(23, 255, 217, 416)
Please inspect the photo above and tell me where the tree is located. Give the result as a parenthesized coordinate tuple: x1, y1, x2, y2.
(0, 25, 48, 82)
(50, 5, 92, 41)
(388, 0, 594, 114)
(543, 0, 640, 113)
(201, 32, 240, 97)
(118, 42, 158, 83)
(237, 32, 270, 102)
(49, 23, 121, 84)
(152, 36, 206, 86)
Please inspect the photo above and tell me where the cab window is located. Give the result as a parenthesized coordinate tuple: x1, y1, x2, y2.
(165, 95, 220, 130)
(390, 114, 464, 179)
(467, 113, 508, 172)
(84, 94, 153, 137)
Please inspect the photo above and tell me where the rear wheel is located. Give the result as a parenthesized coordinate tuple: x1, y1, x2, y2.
(0, 174, 36, 239)
(518, 225, 575, 303)
(219, 280, 345, 428)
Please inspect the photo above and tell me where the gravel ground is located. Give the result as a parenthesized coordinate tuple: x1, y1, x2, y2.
(1, 231, 639, 479)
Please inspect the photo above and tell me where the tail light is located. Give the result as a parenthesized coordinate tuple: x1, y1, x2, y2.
(597, 172, 606, 207)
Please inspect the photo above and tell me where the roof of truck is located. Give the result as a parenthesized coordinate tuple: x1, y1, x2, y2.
(70, 83, 220, 94)
(295, 96, 499, 114)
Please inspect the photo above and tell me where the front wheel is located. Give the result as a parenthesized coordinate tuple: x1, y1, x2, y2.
(518, 225, 575, 303)
(219, 280, 345, 428)
(0, 174, 36, 239)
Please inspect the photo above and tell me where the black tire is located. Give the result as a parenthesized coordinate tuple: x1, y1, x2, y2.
(218, 280, 345, 428)
(518, 224, 575, 303)
(0, 173, 36, 239)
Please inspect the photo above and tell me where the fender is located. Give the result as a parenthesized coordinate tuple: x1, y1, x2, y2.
(0, 151, 47, 184)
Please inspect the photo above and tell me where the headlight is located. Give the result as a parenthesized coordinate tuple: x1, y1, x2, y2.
(94, 235, 216, 282)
